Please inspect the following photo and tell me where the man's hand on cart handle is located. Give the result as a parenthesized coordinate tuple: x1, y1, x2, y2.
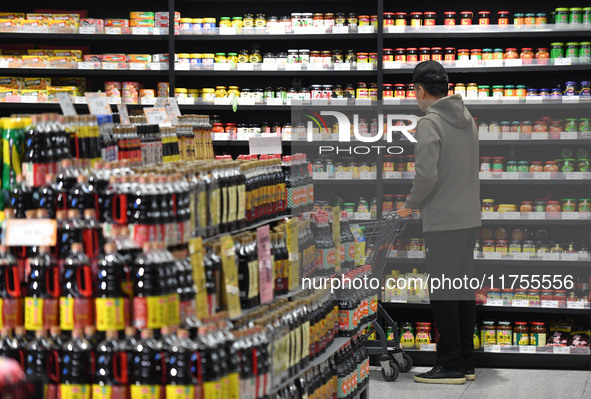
(395, 208, 416, 218)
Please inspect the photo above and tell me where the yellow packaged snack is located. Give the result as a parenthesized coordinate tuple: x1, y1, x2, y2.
(24, 77, 52, 89)
(21, 55, 50, 68)
(0, 77, 24, 89)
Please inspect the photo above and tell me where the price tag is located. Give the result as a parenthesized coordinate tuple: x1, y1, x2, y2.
(565, 172, 583, 180)
(0, 60, 8, 69)
(383, 171, 402, 179)
(5, 219, 57, 246)
(268, 26, 286, 35)
(502, 172, 519, 180)
(357, 63, 374, 70)
(504, 59, 522, 67)
(266, 98, 283, 106)
(503, 212, 521, 219)
(154, 97, 167, 108)
(358, 26, 374, 34)
(167, 97, 181, 125)
(561, 253, 579, 261)
(219, 235, 241, 319)
(107, 96, 121, 105)
(237, 63, 255, 71)
(526, 96, 543, 104)
(306, 63, 323, 71)
(512, 299, 529, 307)
(486, 299, 504, 307)
(502, 97, 519, 104)
(129, 62, 147, 70)
(332, 26, 349, 34)
(105, 27, 121, 35)
(479, 171, 493, 179)
(567, 301, 588, 309)
(562, 212, 580, 220)
(533, 172, 551, 180)
(285, 63, 302, 71)
(20, 96, 37, 103)
(262, 63, 278, 71)
(355, 98, 372, 106)
(334, 171, 353, 180)
(483, 252, 502, 259)
(219, 27, 237, 35)
(330, 98, 348, 106)
(311, 99, 329, 106)
(177, 97, 194, 105)
(132, 27, 149, 35)
(485, 59, 504, 68)
(175, 63, 190, 71)
(503, 132, 519, 140)
(528, 212, 545, 220)
(359, 171, 373, 180)
(117, 104, 130, 124)
(419, 343, 436, 352)
(407, 251, 424, 259)
(519, 346, 536, 353)
(140, 97, 156, 105)
(554, 58, 572, 66)
(481, 212, 499, 220)
(353, 212, 371, 221)
(531, 132, 548, 140)
(78, 26, 95, 34)
(74, 96, 86, 104)
(512, 252, 531, 260)
(149, 62, 166, 70)
(143, 107, 171, 126)
(334, 63, 351, 71)
(553, 347, 571, 354)
(213, 98, 231, 106)
(188, 238, 209, 319)
(237, 98, 255, 106)
(456, 60, 476, 68)
(479, 133, 499, 140)
(541, 253, 560, 261)
(213, 63, 232, 71)
(383, 61, 402, 69)
(77, 61, 95, 70)
(57, 92, 77, 116)
(313, 172, 329, 180)
(249, 136, 282, 155)
(102, 62, 120, 70)
(562, 96, 580, 104)
(484, 345, 501, 353)
(85, 92, 111, 115)
(386, 25, 405, 33)
(560, 131, 577, 140)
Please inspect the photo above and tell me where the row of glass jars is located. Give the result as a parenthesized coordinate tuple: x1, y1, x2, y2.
(482, 198, 591, 213)
(477, 239, 581, 255)
(384, 11, 551, 27)
(480, 321, 547, 348)
(486, 288, 587, 307)
(480, 158, 590, 173)
(477, 118, 591, 134)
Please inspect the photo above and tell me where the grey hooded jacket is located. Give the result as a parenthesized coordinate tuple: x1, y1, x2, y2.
(404, 94, 481, 232)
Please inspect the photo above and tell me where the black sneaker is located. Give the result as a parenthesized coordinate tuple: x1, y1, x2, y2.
(465, 367, 476, 381)
(414, 364, 466, 385)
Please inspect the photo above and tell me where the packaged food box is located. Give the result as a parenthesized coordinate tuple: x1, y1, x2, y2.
(79, 18, 105, 33)
(49, 56, 77, 68)
(127, 54, 152, 62)
(130, 12, 155, 20)
(53, 77, 86, 94)
(0, 56, 22, 68)
(0, 19, 15, 32)
(48, 86, 77, 101)
(0, 13, 25, 20)
(48, 20, 78, 33)
(83, 54, 102, 62)
(0, 77, 24, 89)
(153, 53, 170, 62)
(51, 14, 80, 22)
(0, 89, 20, 101)
(24, 77, 51, 89)
(102, 61, 128, 70)
(17, 20, 47, 31)
(21, 89, 48, 102)
(26, 13, 52, 21)
(28, 49, 52, 56)
(22, 55, 50, 68)
(130, 19, 154, 27)
(102, 54, 127, 62)
(122, 81, 140, 90)
(105, 19, 129, 27)
(52, 49, 83, 60)
(154, 20, 180, 28)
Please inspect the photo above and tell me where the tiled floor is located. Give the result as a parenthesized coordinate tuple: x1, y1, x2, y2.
(369, 366, 591, 399)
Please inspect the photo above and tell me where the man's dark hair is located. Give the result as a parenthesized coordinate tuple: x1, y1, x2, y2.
(416, 82, 447, 98)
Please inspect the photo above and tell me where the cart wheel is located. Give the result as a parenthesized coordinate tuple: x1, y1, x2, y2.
(381, 361, 400, 382)
(397, 353, 413, 373)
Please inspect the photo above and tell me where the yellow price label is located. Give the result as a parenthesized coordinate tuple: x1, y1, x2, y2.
(220, 235, 241, 319)
(189, 237, 209, 319)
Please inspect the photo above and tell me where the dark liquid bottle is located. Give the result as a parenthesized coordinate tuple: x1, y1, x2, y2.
(130, 329, 164, 396)
(7, 174, 33, 219)
(93, 329, 129, 399)
(68, 174, 92, 216)
(24, 329, 60, 387)
(203, 246, 217, 316)
(25, 245, 59, 332)
(35, 173, 57, 218)
(199, 326, 222, 399)
(132, 243, 163, 330)
(129, 175, 153, 247)
(59, 328, 92, 398)
(60, 243, 94, 332)
(56, 159, 77, 212)
(95, 243, 127, 332)
(0, 244, 23, 329)
(164, 328, 199, 396)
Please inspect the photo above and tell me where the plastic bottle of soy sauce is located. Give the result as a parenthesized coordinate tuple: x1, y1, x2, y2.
(130, 329, 163, 399)
(93, 329, 128, 399)
(59, 328, 92, 399)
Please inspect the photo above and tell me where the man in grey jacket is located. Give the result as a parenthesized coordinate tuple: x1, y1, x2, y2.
(404, 61, 481, 384)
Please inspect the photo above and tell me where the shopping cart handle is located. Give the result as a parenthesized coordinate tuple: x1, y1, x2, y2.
(383, 208, 418, 220)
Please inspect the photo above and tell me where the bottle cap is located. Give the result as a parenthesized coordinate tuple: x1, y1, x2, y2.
(71, 243, 83, 253)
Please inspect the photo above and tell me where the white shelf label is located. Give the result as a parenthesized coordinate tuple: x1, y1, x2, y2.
(567, 301, 588, 309)
(268, 26, 286, 35)
(386, 25, 405, 33)
(560, 131, 578, 140)
(74, 96, 86, 104)
(20, 96, 37, 103)
(528, 212, 545, 220)
(178, 97, 194, 105)
(140, 97, 156, 105)
(353, 212, 371, 220)
(105, 27, 121, 35)
(562, 212, 579, 220)
(456, 60, 476, 68)
(355, 98, 372, 106)
(504, 59, 522, 67)
(311, 99, 329, 106)
(479, 171, 493, 179)
(5, 219, 57, 247)
(502, 172, 519, 180)
(481, 212, 498, 220)
(313, 172, 329, 180)
(131, 27, 149, 35)
(129, 62, 147, 70)
(479, 133, 499, 140)
(541, 253, 560, 261)
(237, 98, 255, 106)
(483, 252, 502, 259)
(102, 62, 120, 70)
(485, 59, 504, 68)
(237, 63, 254, 71)
(78, 26, 96, 34)
(565, 172, 584, 180)
(214, 98, 231, 106)
(553, 347, 571, 355)
(261, 64, 278, 71)
(519, 346, 536, 353)
(407, 251, 424, 259)
(57, 92, 77, 116)
(562, 96, 580, 104)
(486, 299, 504, 307)
(107, 97, 121, 105)
(77, 62, 95, 70)
(332, 26, 349, 34)
(512, 299, 529, 307)
(383, 61, 402, 69)
(334, 63, 351, 71)
(419, 343, 436, 352)
(175, 63, 190, 71)
(219, 27, 237, 35)
(0, 60, 8, 69)
(149, 62, 166, 70)
(383, 171, 402, 179)
(512, 253, 531, 260)
(526, 96, 543, 104)
(266, 98, 283, 106)
(359, 171, 373, 180)
(541, 300, 559, 308)
(533, 172, 551, 180)
(306, 63, 323, 71)
(85, 92, 111, 115)
(213, 133, 231, 141)
(531, 132, 548, 140)
(502, 212, 521, 219)
(554, 58, 572, 66)
(357, 63, 374, 71)
(503, 132, 519, 140)
(484, 345, 501, 353)
(561, 253, 579, 261)
(334, 171, 353, 180)
(213, 63, 232, 71)
(144, 107, 171, 126)
(285, 63, 302, 71)
(330, 98, 348, 106)
(358, 26, 374, 34)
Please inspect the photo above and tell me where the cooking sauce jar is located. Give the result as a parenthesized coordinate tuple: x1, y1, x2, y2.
(530, 322, 546, 347)
(513, 322, 529, 345)
(406, 48, 418, 62)
(497, 321, 512, 346)
(444, 11, 456, 25)
(394, 12, 407, 26)
(424, 12, 437, 26)
(497, 11, 510, 25)
(444, 47, 456, 61)
(460, 11, 473, 25)
(419, 48, 431, 61)
(410, 12, 422, 27)
(479, 11, 490, 25)
(431, 47, 443, 61)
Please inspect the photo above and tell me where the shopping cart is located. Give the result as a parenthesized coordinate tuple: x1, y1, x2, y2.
(358, 208, 417, 382)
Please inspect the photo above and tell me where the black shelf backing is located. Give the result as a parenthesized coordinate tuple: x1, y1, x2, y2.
(176, 33, 377, 41)
(0, 33, 167, 41)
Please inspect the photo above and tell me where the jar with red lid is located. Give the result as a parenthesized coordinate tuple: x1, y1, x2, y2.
(520, 201, 533, 212)
(533, 119, 548, 132)
(504, 48, 519, 59)
(394, 155, 405, 171)
(383, 84, 394, 98)
(458, 49, 470, 60)
(546, 201, 561, 212)
(394, 12, 407, 26)
(383, 48, 394, 62)
(478, 11, 490, 25)
(483, 240, 496, 252)
(460, 11, 473, 25)
(543, 161, 559, 172)
(527, 289, 540, 306)
(419, 47, 431, 61)
(497, 11, 510, 25)
(520, 48, 534, 64)
(225, 123, 238, 139)
(529, 161, 544, 172)
(406, 48, 418, 62)
(392, 195, 405, 210)
(410, 12, 422, 27)
(212, 122, 225, 134)
(424, 12, 436, 26)
(383, 155, 394, 172)
(382, 194, 395, 213)
(368, 83, 378, 100)
(431, 47, 443, 61)
(406, 83, 415, 98)
(554, 290, 567, 307)
(491, 157, 504, 172)
(394, 84, 405, 98)
(540, 290, 554, 302)
(496, 240, 509, 254)
(444, 11, 456, 25)
(406, 154, 415, 171)
(470, 49, 482, 61)
(444, 47, 456, 61)
(480, 157, 492, 172)
(383, 12, 395, 26)
(535, 48, 549, 64)
(395, 48, 406, 62)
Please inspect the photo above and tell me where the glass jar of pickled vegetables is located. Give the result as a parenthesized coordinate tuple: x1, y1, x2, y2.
(504, 48, 519, 59)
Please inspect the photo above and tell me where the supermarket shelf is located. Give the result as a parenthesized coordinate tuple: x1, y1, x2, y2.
(478, 139, 591, 146)
(480, 219, 590, 226)
(175, 69, 376, 76)
(202, 214, 288, 245)
(381, 302, 591, 315)
(231, 287, 307, 321)
(0, 68, 168, 76)
(176, 33, 377, 41)
(382, 179, 591, 186)
(0, 33, 167, 41)
(383, 64, 591, 74)
(313, 179, 378, 185)
(383, 101, 591, 111)
(383, 26, 591, 39)
(211, 139, 591, 147)
(385, 258, 591, 269)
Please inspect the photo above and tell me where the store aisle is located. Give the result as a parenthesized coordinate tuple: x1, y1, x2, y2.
(369, 367, 591, 399)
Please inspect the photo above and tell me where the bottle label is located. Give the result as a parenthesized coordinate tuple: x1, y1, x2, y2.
(228, 373, 239, 399)
(23, 162, 48, 188)
(513, 332, 530, 346)
(1, 298, 22, 328)
(59, 384, 91, 399)
(130, 385, 161, 399)
(131, 224, 151, 247)
(92, 385, 129, 399)
(210, 188, 221, 226)
(133, 296, 166, 329)
(496, 330, 512, 345)
(221, 186, 229, 225)
(25, 297, 44, 331)
(165, 385, 194, 399)
(247, 260, 259, 299)
(237, 184, 246, 221)
(197, 191, 207, 232)
(228, 185, 237, 223)
(167, 294, 180, 327)
(202, 381, 221, 399)
(95, 297, 125, 331)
